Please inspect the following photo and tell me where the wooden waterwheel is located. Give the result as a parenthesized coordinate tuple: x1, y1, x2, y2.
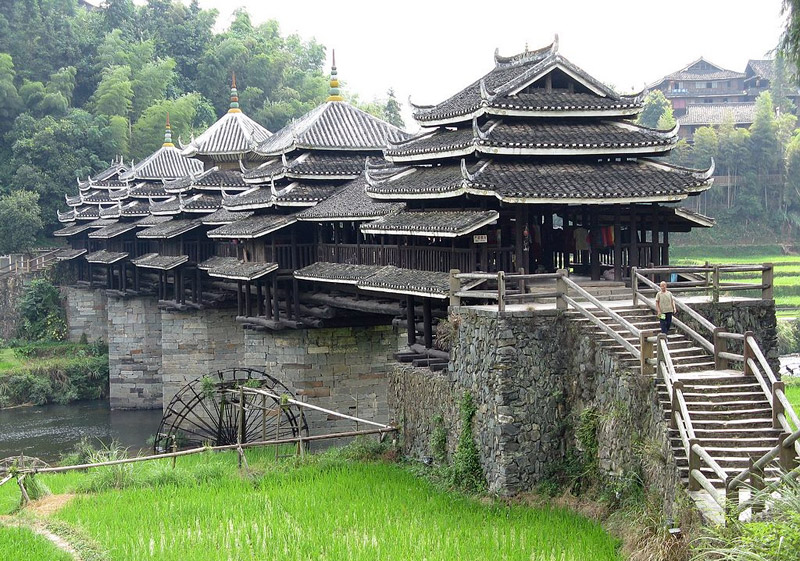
(153, 367, 308, 453)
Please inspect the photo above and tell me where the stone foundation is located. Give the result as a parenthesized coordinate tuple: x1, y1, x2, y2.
(62, 286, 108, 343)
(107, 295, 162, 409)
(160, 308, 245, 406)
(0, 276, 23, 341)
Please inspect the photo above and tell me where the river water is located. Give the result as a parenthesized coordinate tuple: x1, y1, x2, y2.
(0, 401, 163, 463)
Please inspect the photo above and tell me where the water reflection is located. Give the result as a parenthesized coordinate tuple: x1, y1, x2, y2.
(0, 401, 163, 463)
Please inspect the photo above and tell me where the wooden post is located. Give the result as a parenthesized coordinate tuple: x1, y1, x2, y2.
(422, 298, 433, 349)
(275, 404, 282, 460)
(238, 386, 245, 446)
(497, 271, 506, 312)
(772, 381, 785, 429)
(714, 327, 728, 370)
(688, 439, 701, 491)
(650, 203, 659, 267)
(261, 394, 267, 443)
(640, 331, 655, 376)
(293, 279, 301, 321)
(265, 281, 272, 320)
(778, 432, 797, 472)
(195, 266, 201, 303)
(556, 269, 567, 311)
(17, 475, 30, 505)
(449, 269, 461, 307)
(518, 267, 526, 297)
(725, 474, 737, 512)
(762, 263, 774, 300)
(749, 455, 765, 515)
(743, 331, 754, 376)
(236, 280, 243, 316)
(245, 281, 252, 317)
(630, 207, 639, 268)
(631, 266, 639, 306)
(613, 208, 622, 281)
(670, 380, 683, 430)
(272, 276, 280, 321)
(256, 280, 264, 317)
(712, 265, 720, 303)
(406, 295, 416, 346)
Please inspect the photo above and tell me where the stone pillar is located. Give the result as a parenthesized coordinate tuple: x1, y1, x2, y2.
(107, 295, 162, 409)
(62, 286, 108, 343)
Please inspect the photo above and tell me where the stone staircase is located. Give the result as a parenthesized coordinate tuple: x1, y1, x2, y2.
(564, 300, 784, 522)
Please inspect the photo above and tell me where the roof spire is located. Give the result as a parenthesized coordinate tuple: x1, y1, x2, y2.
(229, 71, 242, 113)
(162, 113, 174, 147)
(327, 50, 344, 102)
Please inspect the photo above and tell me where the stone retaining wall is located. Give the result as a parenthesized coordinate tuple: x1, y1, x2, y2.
(62, 286, 107, 343)
(107, 295, 163, 409)
(0, 276, 23, 341)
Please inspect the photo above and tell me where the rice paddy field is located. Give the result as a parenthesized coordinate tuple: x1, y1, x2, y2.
(0, 525, 73, 561)
(670, 248, 800, 318)
(0, 448, 622, 561)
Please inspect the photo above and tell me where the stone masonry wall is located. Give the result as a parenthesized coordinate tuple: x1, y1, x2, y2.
(107, 295, 162, 409)
(0, 275, 23, 341)
(62, 286, 108, 343)
(244, 324, 399, 438)
(160, 308, 245, 407)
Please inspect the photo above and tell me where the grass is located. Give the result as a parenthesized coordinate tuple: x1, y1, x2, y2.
(0, 348, 23, 371)
(0, 448, 621, 561)
(0, 524, 73, 561)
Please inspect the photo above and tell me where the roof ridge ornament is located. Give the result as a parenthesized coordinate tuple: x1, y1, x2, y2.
(228, 72, 242, 113)
(479, 79, 496, 103)
(551, 34, 559, 55)
(327, 50, 344, 102)
(162, 113, 175, 147)
(460, 158, 475, 182)
(472, 116, 489, 141)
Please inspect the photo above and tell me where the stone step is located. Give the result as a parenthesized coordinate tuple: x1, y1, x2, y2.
(687, 418, 777, 429)
(658, 390, 767, 402)
(671, 400, 773, 412)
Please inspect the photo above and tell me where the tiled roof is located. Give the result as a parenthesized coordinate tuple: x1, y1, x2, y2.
(222, 187, 274, 211)
(294, 262, 450, 299)
(746, 59, 774, 81)
(120, 200, 151, 217)
(79, 179, 129, 192)
(294, 262, 383, 285)
(488, 91, 642, 115)
(134, 214, 173, 227)
(198, 256, 239, 271)
(241, 158, 285, 182)
(163, 175, 194, 193)
(76, 206, 100, 220)
(54, 248, 87, 261)
(366, 158, 713, 203)
(205, 260, 279, 281)
(119, 146, 204, 181)
(678, 103, 756, 126)
(57, 209, 76, 223)
(129, 182, 169, 198)
(85, 249, 129, 264)
(385, 119, 676, 161)
(298, 175, 403, 221)
(274, 182, 337, 206)
(207, 214, 297, 239)
(150, 197, 181, 215)
(361, 209, 498, 237)
(88, 222, 139, 239)
(136, 219, 203, 239)
(53, 222, 94, 237)
(131, 253, 188, 271)
(181, 111, 272, 159)
(357, 265, 450, 299)
(77, 159, 128, 188)
(200, 208, 253, 225)
(254, 101, 407, 155)
(659, 58, 745, 82)
(66, 194, 82, 206)
(82, 191, 113, 203)
(182, 193, 221, 212)
(194, 169, 249, 189)
(99, 205, 121, 219)
(286, 152, 365, 179)
(413, 41, 625, 125)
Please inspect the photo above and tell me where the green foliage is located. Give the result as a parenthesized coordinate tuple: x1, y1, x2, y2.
(0, 190, 43, 254)
(778, 319, 800, 354)
(637, 90, 671, 129)
(576, 407, 600, 468)
(22, 474, 51, 502)
(430, 414, 447, 462)
(129, 93, 214, 159)
(449, 392, 485, 493)
(17, 279, 65, 342)
(0, 525, 73, 561)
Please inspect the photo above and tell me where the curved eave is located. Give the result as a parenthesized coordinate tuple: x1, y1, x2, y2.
(462, 184, 692, 205)
(365, 186, 465, 200)
(207, 218, 297, 240)
(242, 171, 287, 184)
(221, 201, 274, 212)
(385, 145, 474, 162)
(293, 273, 359, 286)
(385, 142, 674, 162)
(298, 215, 389, 223)
(274, 201, 321, 207)
(415, 104, 644, 127)
(360, 212, 499, 238)
(206, 263, 278, 281)
(358, 284, 449, 300)
(285, 172, 360, 181)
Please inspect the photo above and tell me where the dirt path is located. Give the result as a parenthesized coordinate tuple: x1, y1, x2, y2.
(0, 494, 81, 560)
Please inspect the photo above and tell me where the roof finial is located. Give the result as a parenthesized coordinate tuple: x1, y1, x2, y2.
(162, 112, 174, 147)
(327, 49, 344, 102)
(229, 71, 242, 113)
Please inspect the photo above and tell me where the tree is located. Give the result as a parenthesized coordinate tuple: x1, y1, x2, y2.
(784, 132, 800, 235)
(92, 65, 134, 117)
(130, 93, 215, 159)
(656, 104, 676, 130)
(780, 0, 800, 73)
(383, 89, 405, 129)
(0, 53, 23, 131)
(637, 90, 672, 128)
(0, 190, 43, 254)
(131, 58, 177, 119)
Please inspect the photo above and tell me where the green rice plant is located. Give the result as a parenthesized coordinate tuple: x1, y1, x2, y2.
(77, 442, 138, 492)
(53, 452, 621, 561)
(0, 524, 73, 561)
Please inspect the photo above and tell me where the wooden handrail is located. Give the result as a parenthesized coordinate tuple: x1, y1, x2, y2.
(561, 275, 641, 338)
(562, 295, 640, 358)
(634, 271, 717, 334)
(693, 442, 729, 483)
(691, 469, 726, 509)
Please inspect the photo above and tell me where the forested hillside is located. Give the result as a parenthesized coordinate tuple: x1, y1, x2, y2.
(0, 0, 401, 246)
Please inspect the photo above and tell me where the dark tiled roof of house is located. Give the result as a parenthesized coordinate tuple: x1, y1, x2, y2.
(205, 260, 278, 281)
(194, 169, 249, 189)
(361, 209, 498, 237)
(99, 205, 121, 219)
(134, 214, 173, 227)
(678, 103, 756, 126)
(182, 193, 221, 212)
(136, 219, 203, 239)
(287, 152, 365, 178)
(241, 158, 285, 182)
(298, 176, 403, 221)
(88, 222, 139, 239)
(85, 249, 129, 264)
(294, 262, 383, 284)
(150, 197, 181, 215)
(198, 256, 239, 271)
(131, 253, 188, 270)
(53, 222, 95, 237)
(255, 101, 407, 155)
(129, 182, 169, 198)
(274, 182, 337, 206)
(357, 265, 450, 299)
(488, 90, 642, 114)
(200, 208, 254, 225)
(120, 200, 151, 217)
(181, 111, 272, 160)
(54, 248, 88, 261)
(222, 187, 274, 211)
(82, 191, 113, 203)
(746, 59, 774, 81)
(207, 214, 297, 239)
(120, 146, 204, 181)
(364, 162, 469, 198)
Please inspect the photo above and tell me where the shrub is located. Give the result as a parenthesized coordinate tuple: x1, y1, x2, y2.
(430, 414, 447, 462)
(435, 313, 461, 352)
(449, 392, 485, 493)
(16, 279, 67, 342)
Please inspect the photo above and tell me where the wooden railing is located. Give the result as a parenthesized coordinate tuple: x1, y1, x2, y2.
(0, 249, 62, 278)
(633, 264, 774, 303)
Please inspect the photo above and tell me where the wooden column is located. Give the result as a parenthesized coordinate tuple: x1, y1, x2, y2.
(613, 206, 622, 281)
(265, 280, 272, 319)
(134, 265, 140, 292)
(272, 276, 280, 320)
(244, 280, 251, 317)
(256, 280, 264, 317)
(174, 270, 180, 302)
(651, 203, 660, 267)
(422, 297, 433, 349)
(590, 211, 600, 281)
(543, 209, 554, 271)
(406, 295, 416, 346)
(236, 280, 243, 316)
(293, 279, 300, 321)
(514, 206, 524, 273)
(630, 206, 639, 268)
(663, 227, 670, 266)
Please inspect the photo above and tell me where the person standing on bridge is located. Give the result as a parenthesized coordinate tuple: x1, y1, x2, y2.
(655, 281, 677, 334)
